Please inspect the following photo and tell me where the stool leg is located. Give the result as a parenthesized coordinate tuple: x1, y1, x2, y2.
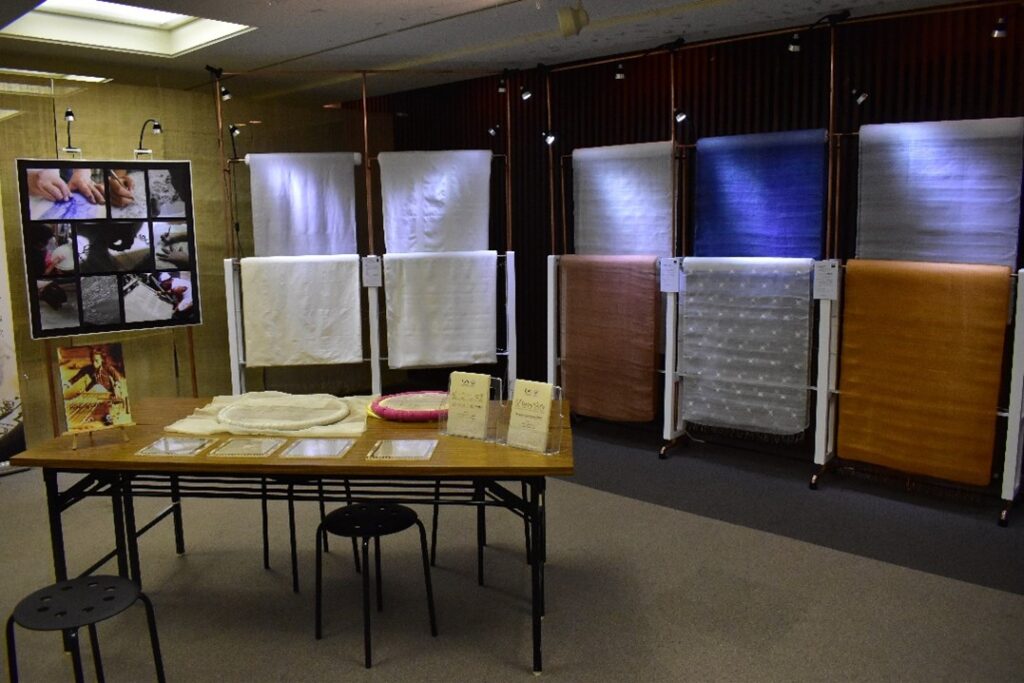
(430, 480, 440, 566)
(344, 481, 360, 574)
(137, 593, 166, 683)
(374, 536, 383, 613)
(415, 520, 438, 637)
(87, 623, 104, 683)
(475, 483, 485, 587)
(288, 484, 299, 593)
(317, 480, 330, 553)
(5, 615, 19, 683)
(261, 477, 270, 569)
(315, 525, 324, 640)
(361, 537, 372, 669)
(170, 475, 185, 555)
(67, 629, 85, 683)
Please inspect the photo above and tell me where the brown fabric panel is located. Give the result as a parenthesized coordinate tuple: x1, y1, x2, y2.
(837, 260, 1010, 486)
(559, 255, 659, 422)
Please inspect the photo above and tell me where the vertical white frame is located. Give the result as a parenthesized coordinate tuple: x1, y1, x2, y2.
(223, 258, 245, 395)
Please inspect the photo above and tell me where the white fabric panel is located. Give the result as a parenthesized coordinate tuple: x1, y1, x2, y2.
(678, 257, 814, 435)
(248, 152, 359, 257)
(378, 150, 492, 253)
(572, 141, 674, 257)
(241, 255, 363, 366)
(857, 117, 1024, 267)
(383, 251, 497, 368)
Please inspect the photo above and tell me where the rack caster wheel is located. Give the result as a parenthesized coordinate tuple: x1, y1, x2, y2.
(999, 508, 1009, 527)
(809, 473, 819, 490)
(658, 445, 669, 460)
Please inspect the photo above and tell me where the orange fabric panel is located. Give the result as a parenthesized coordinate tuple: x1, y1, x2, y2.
(559, 255, 659, 422)
(837, 260, 1010, 486)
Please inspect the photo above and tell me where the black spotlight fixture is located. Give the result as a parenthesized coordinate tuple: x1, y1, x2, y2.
(63, 108, 74, 122)
(614, 63, 626, 80)
(488, 123, 501, 136)
(498, 78, 507, 94)
(788, 33, 801, 53)
(789, 9, 850, 53)
(993, 16, 1007, 38)
(852, 88, 869, 105)
(228, 124, 241, 160)
(542, 130, 557, 145)
(674, 110, 688, 124)
(520, 85, 532, 101)
(62, 109, 80, 155)
(135, 118, 162, 156)
(220, 85, 232, 101)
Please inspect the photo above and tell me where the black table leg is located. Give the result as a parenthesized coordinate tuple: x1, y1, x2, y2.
(44, 469, 68, 583)
(475, 481, 485, 587)
(110, 478, 129, 578)
(121, 474, 142, 587)
(528, 478, 543, 674)
(170, 475, 185, 554)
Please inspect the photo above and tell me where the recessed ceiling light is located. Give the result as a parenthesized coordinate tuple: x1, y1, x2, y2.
(1, 0, 255, 58)
(0, 109, 23, 124)
(0, 68, 109, 83)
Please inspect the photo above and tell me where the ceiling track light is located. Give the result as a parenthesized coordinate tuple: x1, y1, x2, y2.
(520, 85, 533, 101)
(789, 9, 851, 52)
(614, 63, 626, 80)
(135, 118, 162, 157)
(674, 110, 688, 124)
(542, 130, 557, 145)
(992, 17, 1007, 38)
(220, 85, 232, 101)
(488, 123, 501, 137)
(557, 0, 589, 37)
(788, 33, 801, 53)
(498, 78, 506, 94)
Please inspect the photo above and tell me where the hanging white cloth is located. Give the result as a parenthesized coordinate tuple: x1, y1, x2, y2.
(857, 117, 1024, 267)
(383, 251, 497, 368)
(378, 150, 492, 253)
(572, 141, 674, 257)
(241, 255, 363, 366)
(678, 257, 814, 435)
(247, 152, 360, 257)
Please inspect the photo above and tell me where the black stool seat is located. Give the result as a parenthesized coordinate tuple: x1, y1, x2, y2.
(6, 575, 166, 683)
(322, 503, 418, 538)
(13, 576, 139, 631)
(316, 502, 437, 668)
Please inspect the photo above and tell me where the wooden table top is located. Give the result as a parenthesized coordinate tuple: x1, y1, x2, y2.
(10, 398, 575, 477)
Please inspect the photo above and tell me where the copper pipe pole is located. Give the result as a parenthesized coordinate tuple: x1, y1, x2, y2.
(213, 79, 234, 258)
(504, 80, 513, 252)
(833, 140, 844, 260)
(824, 24, 838, 260)
(362, 72, 376, 255)
(559, 155, 569, 247)
(544, 72, 559, 254)
(670, 49, 679, 257)
(185, 328, 199, 398)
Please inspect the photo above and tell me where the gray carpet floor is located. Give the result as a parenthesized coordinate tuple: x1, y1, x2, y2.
(1, 455, 1022, 681)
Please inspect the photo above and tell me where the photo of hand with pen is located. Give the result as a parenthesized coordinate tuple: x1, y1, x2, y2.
(108, 169, 147, 218)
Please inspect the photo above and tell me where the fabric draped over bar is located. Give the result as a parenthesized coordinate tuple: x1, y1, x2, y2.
(247, 152, 360, 257)
(693, 129, 827, 259)
(378, 150, 492, 253)
(678, 257, 814, 435)
(571, 141, 674, 257)
(837, 260, 1011, 486)
(856, 117, 1024, 268)
(383, 251, 497, 369)
(559, 256, 659, 422)
(241, 255, 363, 366)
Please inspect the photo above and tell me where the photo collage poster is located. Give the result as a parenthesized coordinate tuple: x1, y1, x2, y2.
(16, 160, 202, 338)
(57, 343, 132, 433)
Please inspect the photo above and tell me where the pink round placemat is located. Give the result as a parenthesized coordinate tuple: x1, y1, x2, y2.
(369, 391, 448, 422)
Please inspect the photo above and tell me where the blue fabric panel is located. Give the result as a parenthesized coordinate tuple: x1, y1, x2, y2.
(694, 129, 827, 258)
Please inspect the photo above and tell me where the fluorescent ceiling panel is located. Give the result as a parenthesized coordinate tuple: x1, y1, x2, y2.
(0, 109, 22, 123)
(1, 0, 254, 57)
(0, 67, 111, 97)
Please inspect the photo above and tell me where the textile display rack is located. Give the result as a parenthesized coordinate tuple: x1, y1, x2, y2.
(224, 253, 518, 398)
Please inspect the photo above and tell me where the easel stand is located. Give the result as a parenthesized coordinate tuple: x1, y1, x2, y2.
(66, 423, 135, 450)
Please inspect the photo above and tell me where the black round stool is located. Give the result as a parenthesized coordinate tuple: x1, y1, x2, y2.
(314, 503, 437, 668)
(5, 575, 165, 683)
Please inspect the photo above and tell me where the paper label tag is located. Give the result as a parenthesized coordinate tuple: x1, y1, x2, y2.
(660, 258, 681, 293)
(813, 260, 840, 300)
(362, 256, 382, 288)
(446, 371, 491, 440)
(506, 379, 553, 453)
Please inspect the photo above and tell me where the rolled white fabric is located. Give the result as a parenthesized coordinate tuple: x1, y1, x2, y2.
(383, 251, 497, 368)
(241, 255, 363, 366)
(678, 257, 814, 435)
(572, 141, 674, 257)
(248, 152, 359, 256)
(857, 117, 1024, 267)
(378, 150, 492, 252)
